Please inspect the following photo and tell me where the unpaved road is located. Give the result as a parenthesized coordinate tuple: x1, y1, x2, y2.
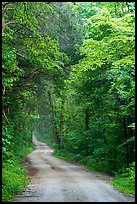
(14, 136, 135, 202)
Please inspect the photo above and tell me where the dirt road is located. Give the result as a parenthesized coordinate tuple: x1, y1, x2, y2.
(14, 136, 134, 202)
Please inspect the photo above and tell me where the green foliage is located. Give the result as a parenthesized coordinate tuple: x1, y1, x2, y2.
(86, 156, 113, 174)
(2, 161, 28, 202)
(67, 2, 135, 171)
(51, 3, 135, 196)
(44, 2, 85, 64)
(52, 149, 85, 164)
(35, 132, 58, 149)
(112, 163, 135, 195)
(121, 162, 135, 181)
(2, 2, 135, 200)
(112, 177, 135, 195)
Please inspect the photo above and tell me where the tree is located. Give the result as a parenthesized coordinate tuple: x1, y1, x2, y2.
(60, 3, 135, 171)
(2, 3, 135, 201)
(2, 2, 64, 166)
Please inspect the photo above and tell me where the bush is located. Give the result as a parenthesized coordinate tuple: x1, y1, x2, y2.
(122, 162, 135, 181)
(52, 149, 85, 164)
(112, 162, 135, 195)
(112, 176, 135, 195)
(2, 161, 29, 202)
(86, 155, 113, 174)
(2, 145, 34, 202)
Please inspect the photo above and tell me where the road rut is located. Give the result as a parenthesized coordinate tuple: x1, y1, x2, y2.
(14, 136, 135, 202)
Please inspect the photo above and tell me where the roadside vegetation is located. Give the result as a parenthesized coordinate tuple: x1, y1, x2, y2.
(2, 145, 34, 202)
(2, 2, 135, 201)
(112, 162, 135, 195)
(2, 160, 28, 202)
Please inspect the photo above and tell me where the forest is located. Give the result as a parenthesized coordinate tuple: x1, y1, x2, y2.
(2, 2, 135, 202)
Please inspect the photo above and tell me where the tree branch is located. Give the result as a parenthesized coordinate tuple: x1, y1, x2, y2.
(20, 68, 39, 79)
(13, 51, 25, 58)
(3, 110, 10, 124)
(5, 21, 16, 26)
(2, 19, 32, 35)
(3, 86, 6, 95)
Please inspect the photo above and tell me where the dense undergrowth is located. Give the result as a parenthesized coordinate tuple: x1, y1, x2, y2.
(2, 145, 34, 202)
(2, 160, 28, 202)
(112, 163, 135, 195)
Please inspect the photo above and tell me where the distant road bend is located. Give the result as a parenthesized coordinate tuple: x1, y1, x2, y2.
(14, 135, 135, 202)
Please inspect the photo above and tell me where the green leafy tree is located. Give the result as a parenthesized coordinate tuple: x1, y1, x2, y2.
(61, 3, 135, 171)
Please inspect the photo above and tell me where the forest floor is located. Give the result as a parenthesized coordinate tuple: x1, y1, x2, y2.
(14, 136, 135, 202)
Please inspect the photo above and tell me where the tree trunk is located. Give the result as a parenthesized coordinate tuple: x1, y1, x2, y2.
(113, 144, 117, 170)
(126, 2, 130, 12)
(60, 100, 65, 149)
(127, 115, 135, 163)
(123, 116, 129, 168)
(85, 108, 90, 156)
(47, 91, 60, 148)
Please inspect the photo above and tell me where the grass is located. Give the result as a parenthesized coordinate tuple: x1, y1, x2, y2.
(2, 146, 34, 202)
(2, 160, 28, 202)
(112, 174, 135, 195)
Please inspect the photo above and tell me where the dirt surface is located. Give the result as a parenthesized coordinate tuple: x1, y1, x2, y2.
(14, 135, 135, 202)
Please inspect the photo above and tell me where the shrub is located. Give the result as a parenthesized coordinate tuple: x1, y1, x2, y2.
(112, 162, 135, 195)
(2, 161, 28, 202)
